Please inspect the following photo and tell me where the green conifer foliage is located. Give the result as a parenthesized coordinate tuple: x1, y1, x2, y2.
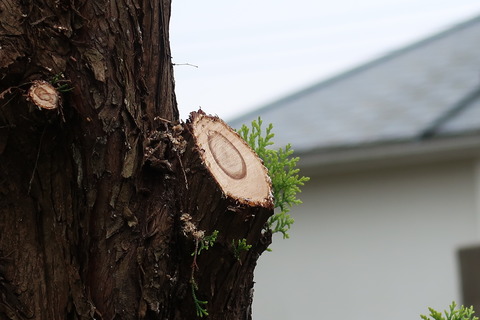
(238, 117, 309, 239)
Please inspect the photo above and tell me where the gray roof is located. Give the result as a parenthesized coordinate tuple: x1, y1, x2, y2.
(229, 15, 480, 158)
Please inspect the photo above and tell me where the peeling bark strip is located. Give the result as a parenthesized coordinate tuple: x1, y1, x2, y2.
(0, 0, 271, 319)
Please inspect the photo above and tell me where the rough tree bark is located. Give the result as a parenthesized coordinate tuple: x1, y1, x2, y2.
(0, 1, 273, 319)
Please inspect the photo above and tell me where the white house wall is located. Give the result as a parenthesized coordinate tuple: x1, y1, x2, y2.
(253, 159, 479, 320)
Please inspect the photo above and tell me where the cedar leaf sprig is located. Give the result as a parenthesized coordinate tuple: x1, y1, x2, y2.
(238, 117, 309, 239)
(421, 302, 478, 320)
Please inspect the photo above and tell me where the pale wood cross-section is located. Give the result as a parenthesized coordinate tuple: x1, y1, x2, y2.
(27, 80, 59, 110)
(189, 111, 273, 208)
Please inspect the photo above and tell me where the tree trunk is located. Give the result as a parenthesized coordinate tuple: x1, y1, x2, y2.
(0, 1, 273, 319)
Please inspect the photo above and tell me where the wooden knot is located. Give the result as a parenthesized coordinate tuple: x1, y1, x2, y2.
(27, 80, 59, 110)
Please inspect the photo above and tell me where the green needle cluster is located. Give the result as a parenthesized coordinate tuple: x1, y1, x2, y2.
(238, 117, 309, 239)
(421, 302, 478, 320)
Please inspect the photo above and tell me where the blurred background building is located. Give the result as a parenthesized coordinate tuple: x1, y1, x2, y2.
(229, 15, 480, 320)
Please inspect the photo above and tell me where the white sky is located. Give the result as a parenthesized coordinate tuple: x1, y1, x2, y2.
(170, 1, 480, 122)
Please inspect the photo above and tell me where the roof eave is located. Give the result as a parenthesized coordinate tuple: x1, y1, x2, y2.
(298, 133, 480, 176)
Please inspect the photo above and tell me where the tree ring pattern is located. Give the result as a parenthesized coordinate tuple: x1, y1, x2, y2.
(207, 130, 247, 180)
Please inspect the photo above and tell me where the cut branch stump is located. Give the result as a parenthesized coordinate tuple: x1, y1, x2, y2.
(172, 111, 274, 319)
